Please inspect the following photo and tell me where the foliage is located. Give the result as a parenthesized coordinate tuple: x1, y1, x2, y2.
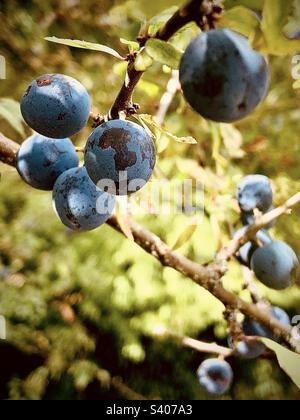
(0, 0, 300, 400)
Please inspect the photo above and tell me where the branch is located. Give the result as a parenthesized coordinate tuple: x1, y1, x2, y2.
(242, 266, 265, 305)
(154, 327, 233, 357)
(108, 0, 219, 120)
(0, 133, 19, 166)
(107, 216, 295, 350)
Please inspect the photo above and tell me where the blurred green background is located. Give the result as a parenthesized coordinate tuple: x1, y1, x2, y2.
(0, 0, 300, 400)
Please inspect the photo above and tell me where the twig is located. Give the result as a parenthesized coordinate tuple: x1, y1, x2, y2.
(181, 336, 232, 357)
(216, 194, 300, 262)
(156, 328, 233, 357)
(156, 70, 180, 125)
(242, 266, 265, 305)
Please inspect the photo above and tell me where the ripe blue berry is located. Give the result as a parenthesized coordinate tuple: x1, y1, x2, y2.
(234, 227, 272, 267)
(237, 174, 273, 213)
(16, 134, 79, 190)
(53, 167, 115, 232)
(250, 241, 299, 290)
(179, 29, 269, 122)
(241, 206, 276, 229)
(21, 74, 91, 138)
(234, 307, 290, 358)
(84, 120, 156, 196)
(197, 359, 233, 396)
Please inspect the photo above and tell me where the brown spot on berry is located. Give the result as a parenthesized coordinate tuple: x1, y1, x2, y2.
(36, 75, 53, 87)
(99, 127, 137, 172)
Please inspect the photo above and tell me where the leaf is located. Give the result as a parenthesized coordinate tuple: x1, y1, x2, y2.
(262, 338, 300, 389)
(170, 22, 200, 51)
(0, 98, 25, 137)
(137, 114, 197, 145)
(134, 49, 153, 72)
(220, 6, 261, 38)
(148, 6, 179, 37)
(164, 132, 198, 145)
(120, 38, 140, 53)
(293, 79, 300, 89)
(261, 0, 300, 56)
(45, 37, 125, 60)
(172, 223, 198, 250)
(145, 39, 182, 70)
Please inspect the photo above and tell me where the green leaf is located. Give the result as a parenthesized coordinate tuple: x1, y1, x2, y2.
(148, 6, 179, 37)
(170, 22, 200, 51)
(261, 0, 300, 55)
(120, 38, 140, 53)
(262, 338, 300, 389)
(220, 6, 261, 38)
(134, 49, 153, 71)
(45, 37, 125, 60)
(145, 39, 182, 70)
(0, 98, 25, 137)
(293, 79, 300, 89)
(137, 114, 197, 145)
(172, 223, 198, 250)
